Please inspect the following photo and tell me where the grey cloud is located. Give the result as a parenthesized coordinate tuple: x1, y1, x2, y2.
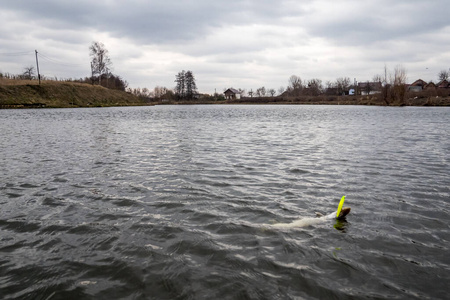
(3, 0, 304, 44)
(302, 0, 449, 46)
(4, 0, 447, 49)
(2, 0, 448, 92)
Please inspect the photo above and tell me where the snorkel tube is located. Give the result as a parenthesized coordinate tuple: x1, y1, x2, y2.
(336, 196, 345, 218)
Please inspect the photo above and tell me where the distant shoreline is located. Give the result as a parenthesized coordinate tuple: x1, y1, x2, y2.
(157, 96, 450, 107)
(1, 79, 449, 108)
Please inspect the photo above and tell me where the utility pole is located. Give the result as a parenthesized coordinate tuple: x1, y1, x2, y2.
(90, 62, 94, 85)
(35, 50, 41, 85)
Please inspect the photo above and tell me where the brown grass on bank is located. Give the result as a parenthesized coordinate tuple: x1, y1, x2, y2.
(0, 78, 147, 108)
(0, 77, 90, 87)
(0, 77, 44, 86)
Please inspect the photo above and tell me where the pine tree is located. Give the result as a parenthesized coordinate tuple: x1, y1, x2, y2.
(175, 70, 197, 100)
(175, 70, 186, 99)
(185, 70, 197, 99)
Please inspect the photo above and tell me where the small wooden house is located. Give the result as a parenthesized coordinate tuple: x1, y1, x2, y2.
(224, 88, 241, 100)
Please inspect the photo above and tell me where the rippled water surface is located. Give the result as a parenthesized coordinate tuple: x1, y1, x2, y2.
(0, 105, 449, 299)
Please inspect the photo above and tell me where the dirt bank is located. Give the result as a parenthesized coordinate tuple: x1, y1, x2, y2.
(0, 79, 147, 108)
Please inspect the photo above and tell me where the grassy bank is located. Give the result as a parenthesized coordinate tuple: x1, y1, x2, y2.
(0, 78, 147, 108)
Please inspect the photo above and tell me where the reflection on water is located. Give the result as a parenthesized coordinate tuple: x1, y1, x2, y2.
(0, 105, 449, 299)
(333, 219, 348, 232)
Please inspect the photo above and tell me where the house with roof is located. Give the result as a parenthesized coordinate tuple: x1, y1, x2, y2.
(408, 78, 450, 92)
(437, 79, 450, 89)
(426, 82, 436, 89)
(408, 79, 428, 92)
(224, 88, 241, 100)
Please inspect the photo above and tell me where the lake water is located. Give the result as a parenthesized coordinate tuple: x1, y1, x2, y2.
(0, 105, 449, 299)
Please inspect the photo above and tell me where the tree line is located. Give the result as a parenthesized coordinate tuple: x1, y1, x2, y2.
(230, 76, 353, 99)
(128, 70, 199, 101)
(127, 63, 449, 103)
(231, 65, 449, 105)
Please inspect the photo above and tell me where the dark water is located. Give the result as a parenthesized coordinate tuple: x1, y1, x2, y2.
(0, 105, 449, 299)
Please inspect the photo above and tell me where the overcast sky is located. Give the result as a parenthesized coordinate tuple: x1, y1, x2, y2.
(1, 0, 449, 94)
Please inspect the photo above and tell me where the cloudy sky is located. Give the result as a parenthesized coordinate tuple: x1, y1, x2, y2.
(1, 0, 449, 94)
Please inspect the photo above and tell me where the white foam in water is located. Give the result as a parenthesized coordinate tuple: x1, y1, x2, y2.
(270, 211, 337, 228)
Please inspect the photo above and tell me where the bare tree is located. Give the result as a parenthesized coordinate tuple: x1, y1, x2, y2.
(89, 41, 112, 84)
(23, 66, 35, 80)
(268, 88, 276, 97)
(278, 86, 285, 95)
(335, 77, 351, 95)
(141, 87, 151, 98)
(438, 69, 449, 81)
(307, 79, 323, 96)
(373, 72, 389, 104)
(154, 86, 169, 98)
(248, 89, 254, 98)
(324, 80, 334, 94)
(256, 86, 266, 97)
(373, 65, 407, 105)
(391, 65, 407, 86)
(372, 74, 383, 84)
(390, 65, 407, 104)
(238, 88, 246, 97)
(288, 75, 302, 96)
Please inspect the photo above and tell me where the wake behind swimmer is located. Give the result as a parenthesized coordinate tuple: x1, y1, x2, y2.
(269, 207, 351, 229)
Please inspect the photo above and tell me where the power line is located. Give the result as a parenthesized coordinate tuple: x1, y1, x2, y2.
(0, 51, 34, 56)
(0, 50, 86, 67)
(37, 51, 86, 67)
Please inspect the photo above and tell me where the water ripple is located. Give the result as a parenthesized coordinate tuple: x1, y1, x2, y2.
(0, 105, 449, 299)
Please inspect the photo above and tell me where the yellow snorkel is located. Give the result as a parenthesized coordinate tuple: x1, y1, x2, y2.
(336, 195, 345, 218)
